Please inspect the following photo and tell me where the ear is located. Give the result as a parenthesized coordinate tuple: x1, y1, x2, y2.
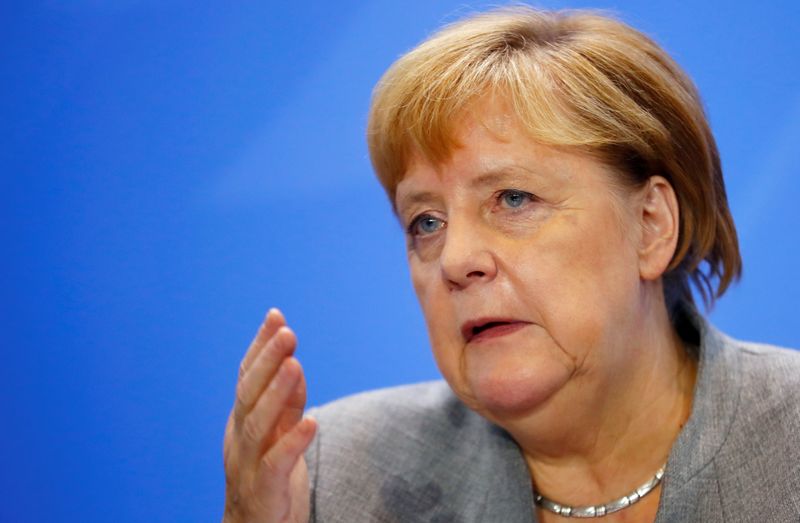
(637, 176, 680, 281)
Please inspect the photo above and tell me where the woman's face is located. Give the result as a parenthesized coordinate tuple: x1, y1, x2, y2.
(395, 103, 647, 421)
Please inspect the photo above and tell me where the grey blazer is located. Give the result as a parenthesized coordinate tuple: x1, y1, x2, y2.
(306, 314, 800, 522)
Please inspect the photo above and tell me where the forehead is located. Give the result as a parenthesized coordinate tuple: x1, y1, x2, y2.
(401, 95, 572, 173)
(392, 96, 516, 184)
(396, 121, 582, 203)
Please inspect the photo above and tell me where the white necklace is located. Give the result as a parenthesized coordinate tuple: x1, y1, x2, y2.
(533, 464, 666, 518)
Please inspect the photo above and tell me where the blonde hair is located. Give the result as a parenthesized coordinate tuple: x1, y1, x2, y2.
(367, 6, 741, 312)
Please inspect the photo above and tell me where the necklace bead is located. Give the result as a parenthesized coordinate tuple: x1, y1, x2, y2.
(533, 465, 666, 518)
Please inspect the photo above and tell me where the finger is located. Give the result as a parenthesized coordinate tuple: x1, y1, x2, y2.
(276, 366, 307, 436)
(255, 416, 317, 506)
(238, 357, 303, 464)
(234, 326, 297, 424)
(239, 308, 285, 379)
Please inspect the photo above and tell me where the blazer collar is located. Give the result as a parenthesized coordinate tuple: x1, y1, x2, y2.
(663, 305, 742, 485)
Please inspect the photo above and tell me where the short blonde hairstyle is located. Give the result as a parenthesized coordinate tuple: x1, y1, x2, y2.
(367, 6, 741, 312)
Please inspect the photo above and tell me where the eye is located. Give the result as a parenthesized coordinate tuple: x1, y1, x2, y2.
(498, 189, 534, 209)
(408, 214, 445, 236)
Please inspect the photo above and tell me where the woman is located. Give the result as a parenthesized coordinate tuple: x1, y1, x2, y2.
(222, 7, 800, 522)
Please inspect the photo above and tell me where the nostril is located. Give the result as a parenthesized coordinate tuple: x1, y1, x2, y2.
(440, 246, 497, 289)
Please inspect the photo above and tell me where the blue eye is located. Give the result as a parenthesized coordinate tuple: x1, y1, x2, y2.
(409, 214, 445, 236)
(500, 190, 532, 208)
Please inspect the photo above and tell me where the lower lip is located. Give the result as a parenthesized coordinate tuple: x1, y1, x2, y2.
(469, 322, 529, 343)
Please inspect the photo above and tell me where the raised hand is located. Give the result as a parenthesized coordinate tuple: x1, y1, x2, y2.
(223, 309, 317, 523)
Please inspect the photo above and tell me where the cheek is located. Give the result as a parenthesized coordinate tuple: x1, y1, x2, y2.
(410, 261, 450, 340)
(554, 207, 636, 282)
(409, 259, 433, 310)
(409, 261, 465, 380)
(579, 211, 640, 297)
(512, 211, 638, 345)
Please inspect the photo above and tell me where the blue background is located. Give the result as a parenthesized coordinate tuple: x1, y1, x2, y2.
(3, 1, 798, 521)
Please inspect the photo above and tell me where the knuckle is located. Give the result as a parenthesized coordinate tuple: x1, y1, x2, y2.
(261, 453, 282, 477)
(223, 478, 246, 520)
(235, 381, 250, 410)
(223, 438, 238, 471)
(261, 456, 277, 478)
(242, 415, 264, 443)
(223, 460, 237, 485)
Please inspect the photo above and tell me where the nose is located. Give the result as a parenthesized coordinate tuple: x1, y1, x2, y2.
(439, 219, 498, 291)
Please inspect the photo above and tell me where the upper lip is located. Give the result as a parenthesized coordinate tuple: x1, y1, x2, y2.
(460, 317, 528, 342)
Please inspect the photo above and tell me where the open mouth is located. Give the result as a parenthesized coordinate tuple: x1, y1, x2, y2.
(462, 319, 528, 342)
(473, 321, 510, 337)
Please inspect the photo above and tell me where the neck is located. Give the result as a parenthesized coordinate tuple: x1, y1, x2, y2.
(496, 290, 697, 514)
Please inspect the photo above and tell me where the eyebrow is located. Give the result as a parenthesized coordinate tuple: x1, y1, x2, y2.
(395, 166, 535, 213)
(469, 169, 520, 188)
(396, 190, 439, 210)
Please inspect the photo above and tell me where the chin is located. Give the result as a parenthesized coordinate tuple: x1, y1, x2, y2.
(464, 361, 572, 420)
